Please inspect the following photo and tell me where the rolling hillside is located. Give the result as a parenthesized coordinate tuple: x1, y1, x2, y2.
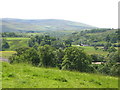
(2, 62, 118, 88)
(1, 18, 96, 32)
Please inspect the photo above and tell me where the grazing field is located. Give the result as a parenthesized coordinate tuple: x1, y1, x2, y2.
(0, 51, 16, 59)
(72, 45, 109, 55)
(2, 62, 118, 88)
(3, 37, 29, 51)
(24, 33, 43, 36)
(3, 37, 30, 40)
(7, 40, 28, 50)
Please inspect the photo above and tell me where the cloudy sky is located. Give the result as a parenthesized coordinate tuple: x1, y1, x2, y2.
(0, 0, 119, 28)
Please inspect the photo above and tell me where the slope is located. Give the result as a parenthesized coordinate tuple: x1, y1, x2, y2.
(2, 62, 118, 88)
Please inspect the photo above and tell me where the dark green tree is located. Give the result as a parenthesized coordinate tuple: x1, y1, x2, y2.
(55, 49, 65, 69)
(9, 47, 39, 66)
(51, 40, 65, 49)
(97, 51, 120, 76)
(15, 47, 30, 56)
(105, 35, 111, 42)
(2, 39, 10, 50)
(94, 45, 98, 50)
(64, 39, 72, 47)
(62, 47, 91, 72)
(23, 48, 39, 65)
(107, 46, 117, 53)
(108, 52, 120, 63)
(28, 37, 36, 47)
(103, 42, 112, 51)
(38, 45, 56, 67)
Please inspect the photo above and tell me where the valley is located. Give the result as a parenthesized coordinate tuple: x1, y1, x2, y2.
(0, 18, 119, 88)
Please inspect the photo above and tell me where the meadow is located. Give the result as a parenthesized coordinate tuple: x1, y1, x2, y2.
(2, 62, 118, 88)
(3, 37, 29, 51)
(3, 37, 30, 40)
(72, 45, 109, 56)
(0, 51, 16, 59)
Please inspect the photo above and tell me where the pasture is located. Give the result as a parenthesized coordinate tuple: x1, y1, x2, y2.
(72, 45, 109, 56)
(3, 37, 30, 40)
(0, 51, 16, 59)
(3, 37, 29, 51)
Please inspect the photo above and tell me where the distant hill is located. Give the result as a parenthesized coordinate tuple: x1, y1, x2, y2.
(1, 18, 97, 32)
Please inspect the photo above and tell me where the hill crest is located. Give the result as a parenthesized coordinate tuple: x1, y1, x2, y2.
(1, 18, 97, 32)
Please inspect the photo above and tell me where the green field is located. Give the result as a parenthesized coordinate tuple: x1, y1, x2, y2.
(0, 51, 16, 59)
(7, 40, 28, 50)
(0, 45, 109, 59)
(2, 62, 118, 88)
(3, 37, 29, 51)
(72, 45, 109, 56)
(3, 37, 30, 40)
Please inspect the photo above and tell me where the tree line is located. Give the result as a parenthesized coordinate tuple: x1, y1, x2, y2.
(68, 29, 119, 47)
(9, 35, 120, 76)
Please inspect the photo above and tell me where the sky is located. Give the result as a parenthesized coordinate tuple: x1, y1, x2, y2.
(0, 0, 119, 28)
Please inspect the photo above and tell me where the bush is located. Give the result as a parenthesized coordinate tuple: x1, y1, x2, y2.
(9, 47, 39, 66)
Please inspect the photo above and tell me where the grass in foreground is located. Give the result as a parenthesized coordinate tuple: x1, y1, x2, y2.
(2, 62, 118, 88)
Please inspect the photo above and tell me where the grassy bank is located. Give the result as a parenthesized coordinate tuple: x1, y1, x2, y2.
(2, 62, 118, 88)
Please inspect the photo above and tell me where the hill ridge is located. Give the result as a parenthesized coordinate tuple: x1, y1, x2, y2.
(1, 18, 97, 32)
